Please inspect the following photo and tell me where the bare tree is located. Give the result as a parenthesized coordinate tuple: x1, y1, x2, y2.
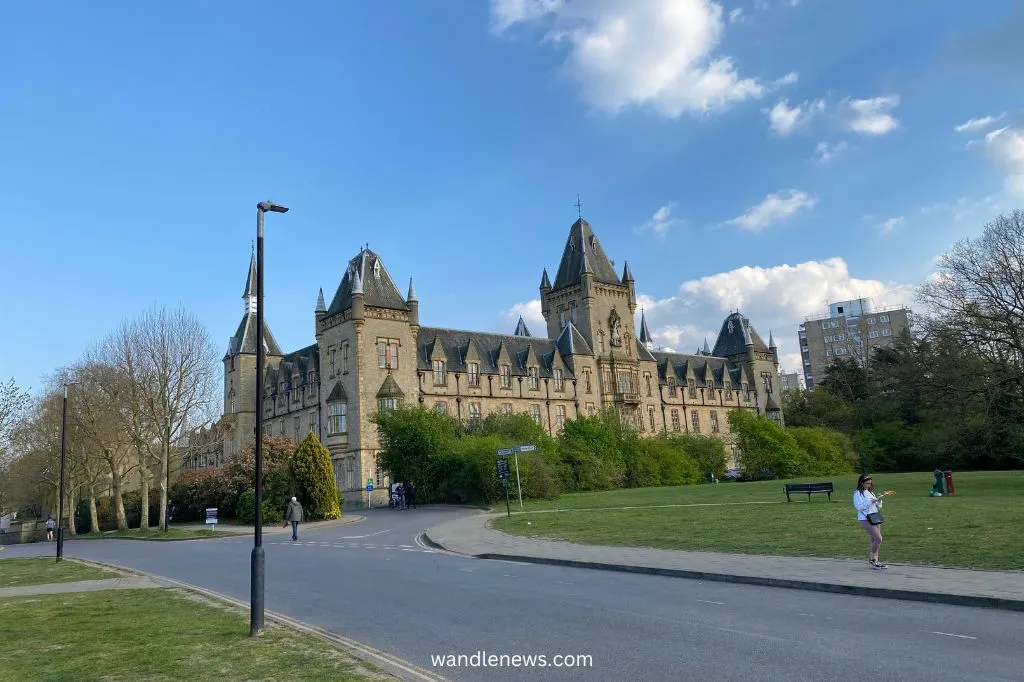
(0, 377, 31, 467)
(111, 306, 219, 531)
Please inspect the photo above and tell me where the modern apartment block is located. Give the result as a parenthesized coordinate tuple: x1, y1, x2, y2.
(797, 298, 911, 390)
(779, 371, 803, 392)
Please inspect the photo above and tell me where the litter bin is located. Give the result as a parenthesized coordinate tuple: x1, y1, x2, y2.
(932, 469, 944, 495)
(943, 470, 955, 496)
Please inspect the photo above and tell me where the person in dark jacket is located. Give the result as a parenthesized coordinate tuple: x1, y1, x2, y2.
(285, 496, 303, 541)
(404, 481, 417, 509)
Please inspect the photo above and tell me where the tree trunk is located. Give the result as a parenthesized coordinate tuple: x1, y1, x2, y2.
(139, 469, 151, 530)
(88, 484, 99, 535)
(64, 489, 77, 537)
(159, 436, 168, 531)
(111, 469, 127, 530)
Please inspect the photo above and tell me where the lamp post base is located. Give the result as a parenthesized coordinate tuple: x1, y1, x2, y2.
(56, 529, 63, 562)
(249, 546, 265, 636)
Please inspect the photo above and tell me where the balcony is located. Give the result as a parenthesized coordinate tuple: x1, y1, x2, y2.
(614, 391, 642, 405)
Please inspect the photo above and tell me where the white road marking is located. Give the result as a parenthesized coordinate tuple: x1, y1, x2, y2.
(798, 613, 814, 617)
(400, 545, 415, 548)
(697, 600, 725, 605)
(336, 529, 393, 540)
(931, 632, 977, 640)
(459, 568, 474, 573)
(554, 581, 573, 585)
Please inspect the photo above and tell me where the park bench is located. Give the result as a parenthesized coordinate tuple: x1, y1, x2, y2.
(783, 482, 833, 502)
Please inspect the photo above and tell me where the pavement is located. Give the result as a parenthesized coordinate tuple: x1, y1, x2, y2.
(0, 575, 162, 598)
(2, 506, 1023, 682)
(424, 512, 1024, 611)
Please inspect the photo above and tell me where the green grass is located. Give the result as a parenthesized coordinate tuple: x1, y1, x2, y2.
(71, 527, 245, 541)
(0, 588, 390, 682)
(0, 558, 116, 589)
(490, 471, 1024, 570)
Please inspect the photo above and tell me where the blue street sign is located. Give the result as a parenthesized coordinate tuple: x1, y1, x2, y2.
(366, 483, 374, 492)
(497, 447, 515, 456)
(516, 444, 537, 452)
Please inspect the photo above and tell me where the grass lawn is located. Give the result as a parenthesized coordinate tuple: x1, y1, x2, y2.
(490, 470, 1024, 570)
(0, 558, 116, 589)
(0, 588, 390, 682)
(71, 527, 246, 541)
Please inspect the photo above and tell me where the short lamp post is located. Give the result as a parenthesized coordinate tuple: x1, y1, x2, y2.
(251, 199, 288, 637)
(56, 382, 76, 562)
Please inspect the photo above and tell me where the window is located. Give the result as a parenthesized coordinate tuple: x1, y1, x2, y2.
(867, 317, 876, 325)
(832, 321, 841, 328)
(742, 383, 750, 402)
(468, 362, 480, 387)
(879, 314, 890, 322)
(725, 382, 732, 400)
(687, 379, 696, 399)
(836, 348, 848, 355)
(826, 349, 833, 357)
(500, 364, 511, 388)
(379, 397, 399, 412)
(836, 334, 846, 341)
(555, 405, 566, 432)
(553, 368, 564, 391)
(667, 379, 677, 398)
(434, 401, 448, 414)
(670, 409, 681, 432)
(584, 369, 592, 394)
(820, 321, 829, 330)
(648, 406, 656, 431)
(330, 348, 337, 376)
(307, 370, 316, 386)
(598, 331, 605, 352)
(824, 335, 833, 342)
(645, 374, 652, 396)
(328, 403, 347, 434)
(528, 367, 539, 390)
(293, 416, 301, 440)
(501, 403, 513, 415)
(882, 328, 892, 337)
(278, 421, 285, 436)
(530, 404, 541, 424)
(469, 402, 481, 420)
(618, 371, 632, 394)
(309, 412, 317, 437)
(377, 339, 399, 369)
(588, 403, 597, 416)
(569, 301, 577, 323)
(433, 360, 446, 386)
(691, 410, 701, 434)
(710, 411, 720, 434)
(293, 377, 300, 402)
(230, 390, 237, 413)
(373, 260, 381, 278)
(558, 310, 567, 329)
(342, 343, 349, 373)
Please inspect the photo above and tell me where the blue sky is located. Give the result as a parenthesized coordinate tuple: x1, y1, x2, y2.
(2, 0, 1022, 395)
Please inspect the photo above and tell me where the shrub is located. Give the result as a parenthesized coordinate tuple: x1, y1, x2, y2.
(290, 433, 341, 520)
(236, 490, 285, 526)
(663, 434, 727, 480)
(728, 411, 802, 479)
(789, 426, 856, 476)
(557, 412, 627, 491)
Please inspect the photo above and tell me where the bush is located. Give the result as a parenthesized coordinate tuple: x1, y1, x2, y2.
(557, 412, 627, 491)
(728, 411, 802, 479)
(290, 433, 341, 520)
(664, 434, 727, 480)
(235, 490, 285, 526)
(789, 426, 856, 476)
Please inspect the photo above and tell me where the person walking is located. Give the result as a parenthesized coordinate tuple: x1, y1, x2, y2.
(854, 474, 889, 569)
(46, 516, 55, 542)
(285, 496, 303, 541)
(404, 481, 417, 510)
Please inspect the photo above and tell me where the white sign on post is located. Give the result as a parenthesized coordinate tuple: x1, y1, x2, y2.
(205, 507, 218, 531)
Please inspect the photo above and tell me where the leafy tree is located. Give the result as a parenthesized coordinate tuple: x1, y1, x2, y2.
(781, 388, 856, 434)
(788, 426, 855, 476)
(374, 406, 457, 496)
(290, 433, 341, 520)
(728, 411, 802, 479)
(557, 411, 628, 491)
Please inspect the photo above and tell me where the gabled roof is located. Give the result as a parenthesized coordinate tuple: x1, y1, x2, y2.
(325, 249, 409, 317)
(262, 343, 318, 390)
(227, 312, 283, 357)
(712, 312, 769, 358)
(651, 350, 746, 387)
(513, 316, 532, 337)
(416, 327, 576, 379)
(555, 322, 593, 357)
(326, 381, 348, 403)
(551, 219, 622, 291)
(376, 372, 405, 399)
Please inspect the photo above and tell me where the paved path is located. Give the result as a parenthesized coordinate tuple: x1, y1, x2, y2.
(0, 575, 162, 598)
(4, 506, 1024, 681)
(424, 512, 1024, 610)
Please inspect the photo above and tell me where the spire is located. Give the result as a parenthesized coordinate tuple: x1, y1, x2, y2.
(243, 252, 257, 314)
(769, 330, 777, 349)
(540, 268, 551, 290)
(703, 338, 711, 355)
(315, 288, 326, 313)
(352, 265, 363, 295)
(513, 316, 532, 337)
(552, 218, 620, 290)
(407, 277, 417, 302)
(639, 308, 653, 349)
(622, 260, 634, 282)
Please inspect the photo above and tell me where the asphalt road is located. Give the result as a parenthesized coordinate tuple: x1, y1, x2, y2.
(5, 507, 1022, 682)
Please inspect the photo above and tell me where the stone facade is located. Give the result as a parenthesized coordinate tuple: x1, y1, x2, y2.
(211, 218, 783, 507)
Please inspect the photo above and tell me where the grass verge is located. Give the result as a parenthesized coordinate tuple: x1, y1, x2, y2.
(490, 470, 1024, 570)
(71, 527, 245, 541)
(0, 587, 391, 681)
(0, 558, 116, 589)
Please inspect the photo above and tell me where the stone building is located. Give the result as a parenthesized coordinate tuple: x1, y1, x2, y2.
(214, 217, 783, 506)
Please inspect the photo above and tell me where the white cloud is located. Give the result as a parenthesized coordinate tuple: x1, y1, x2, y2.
(499, 299, 546, 334)
(490, 0, 781, 117)
(771, 71, 799, 88)
(878, 216, 904, 235)
(726, 189, 816, 231)
(766, 98, 825, 136)
(635, 202, 682, 237)
(728, 7, 744, 23)
(815, 140, 848, 163)
(954, 113, 1004, 134)
(843, 95, 900, 135)
(919, 194, 1003, 224)
(984, 126, 1024, 196)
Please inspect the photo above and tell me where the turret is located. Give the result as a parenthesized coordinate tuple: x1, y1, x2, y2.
(638, 308, 653, 351)
(351, 265, 365, 322)
(539, 268, 551, 321)
(622, 261, 636, 313)
(407, 277, 419, 329)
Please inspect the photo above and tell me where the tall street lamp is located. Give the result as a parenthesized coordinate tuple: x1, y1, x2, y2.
(251, 199, 288, 636)
(56, 382, 76, 562)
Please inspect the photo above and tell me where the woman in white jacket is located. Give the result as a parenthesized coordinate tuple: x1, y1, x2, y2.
(853, 473, 888, 569)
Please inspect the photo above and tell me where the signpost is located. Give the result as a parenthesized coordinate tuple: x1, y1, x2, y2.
(206, 507, 218, 532)
(366, 478, 374, 509)
(495, 444, 535, 513)
(496, 458, 511, 517)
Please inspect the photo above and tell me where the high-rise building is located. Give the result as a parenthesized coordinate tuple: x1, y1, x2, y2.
(779, 371, 803, 392)
(798, 298, 911, 390)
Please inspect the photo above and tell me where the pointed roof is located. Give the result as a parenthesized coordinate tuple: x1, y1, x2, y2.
(638, 309, 653, 346)
(513, 316, 532, 337)
(407, 277, 417, 302)
(540, 268, 551, 290)
(768, 330, 777, 349)
(315, 288, 326, 313)
(552, 219, 621, 291)
(622, 260, 634, 282)
(765, 393, 781, 412)
(555, 321, 593, 356)
(376, 371, 405, 399)
(712, 312, 769, 358)
(326, 381, 348, 403)
(242, 252, 257, 299)
(325, 249, 407, 316)
(703, 338, 711, 355)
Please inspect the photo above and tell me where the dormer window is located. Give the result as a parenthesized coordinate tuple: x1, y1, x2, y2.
(433, 360, 447, 386)
(500, 364, 511, 388)
(373, 260, 381, 279)
(553, 368, 564, 391)
(528, 367, 539, 390)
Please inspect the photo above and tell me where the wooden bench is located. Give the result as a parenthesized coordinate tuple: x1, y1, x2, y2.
(783, 482, 833, 502)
